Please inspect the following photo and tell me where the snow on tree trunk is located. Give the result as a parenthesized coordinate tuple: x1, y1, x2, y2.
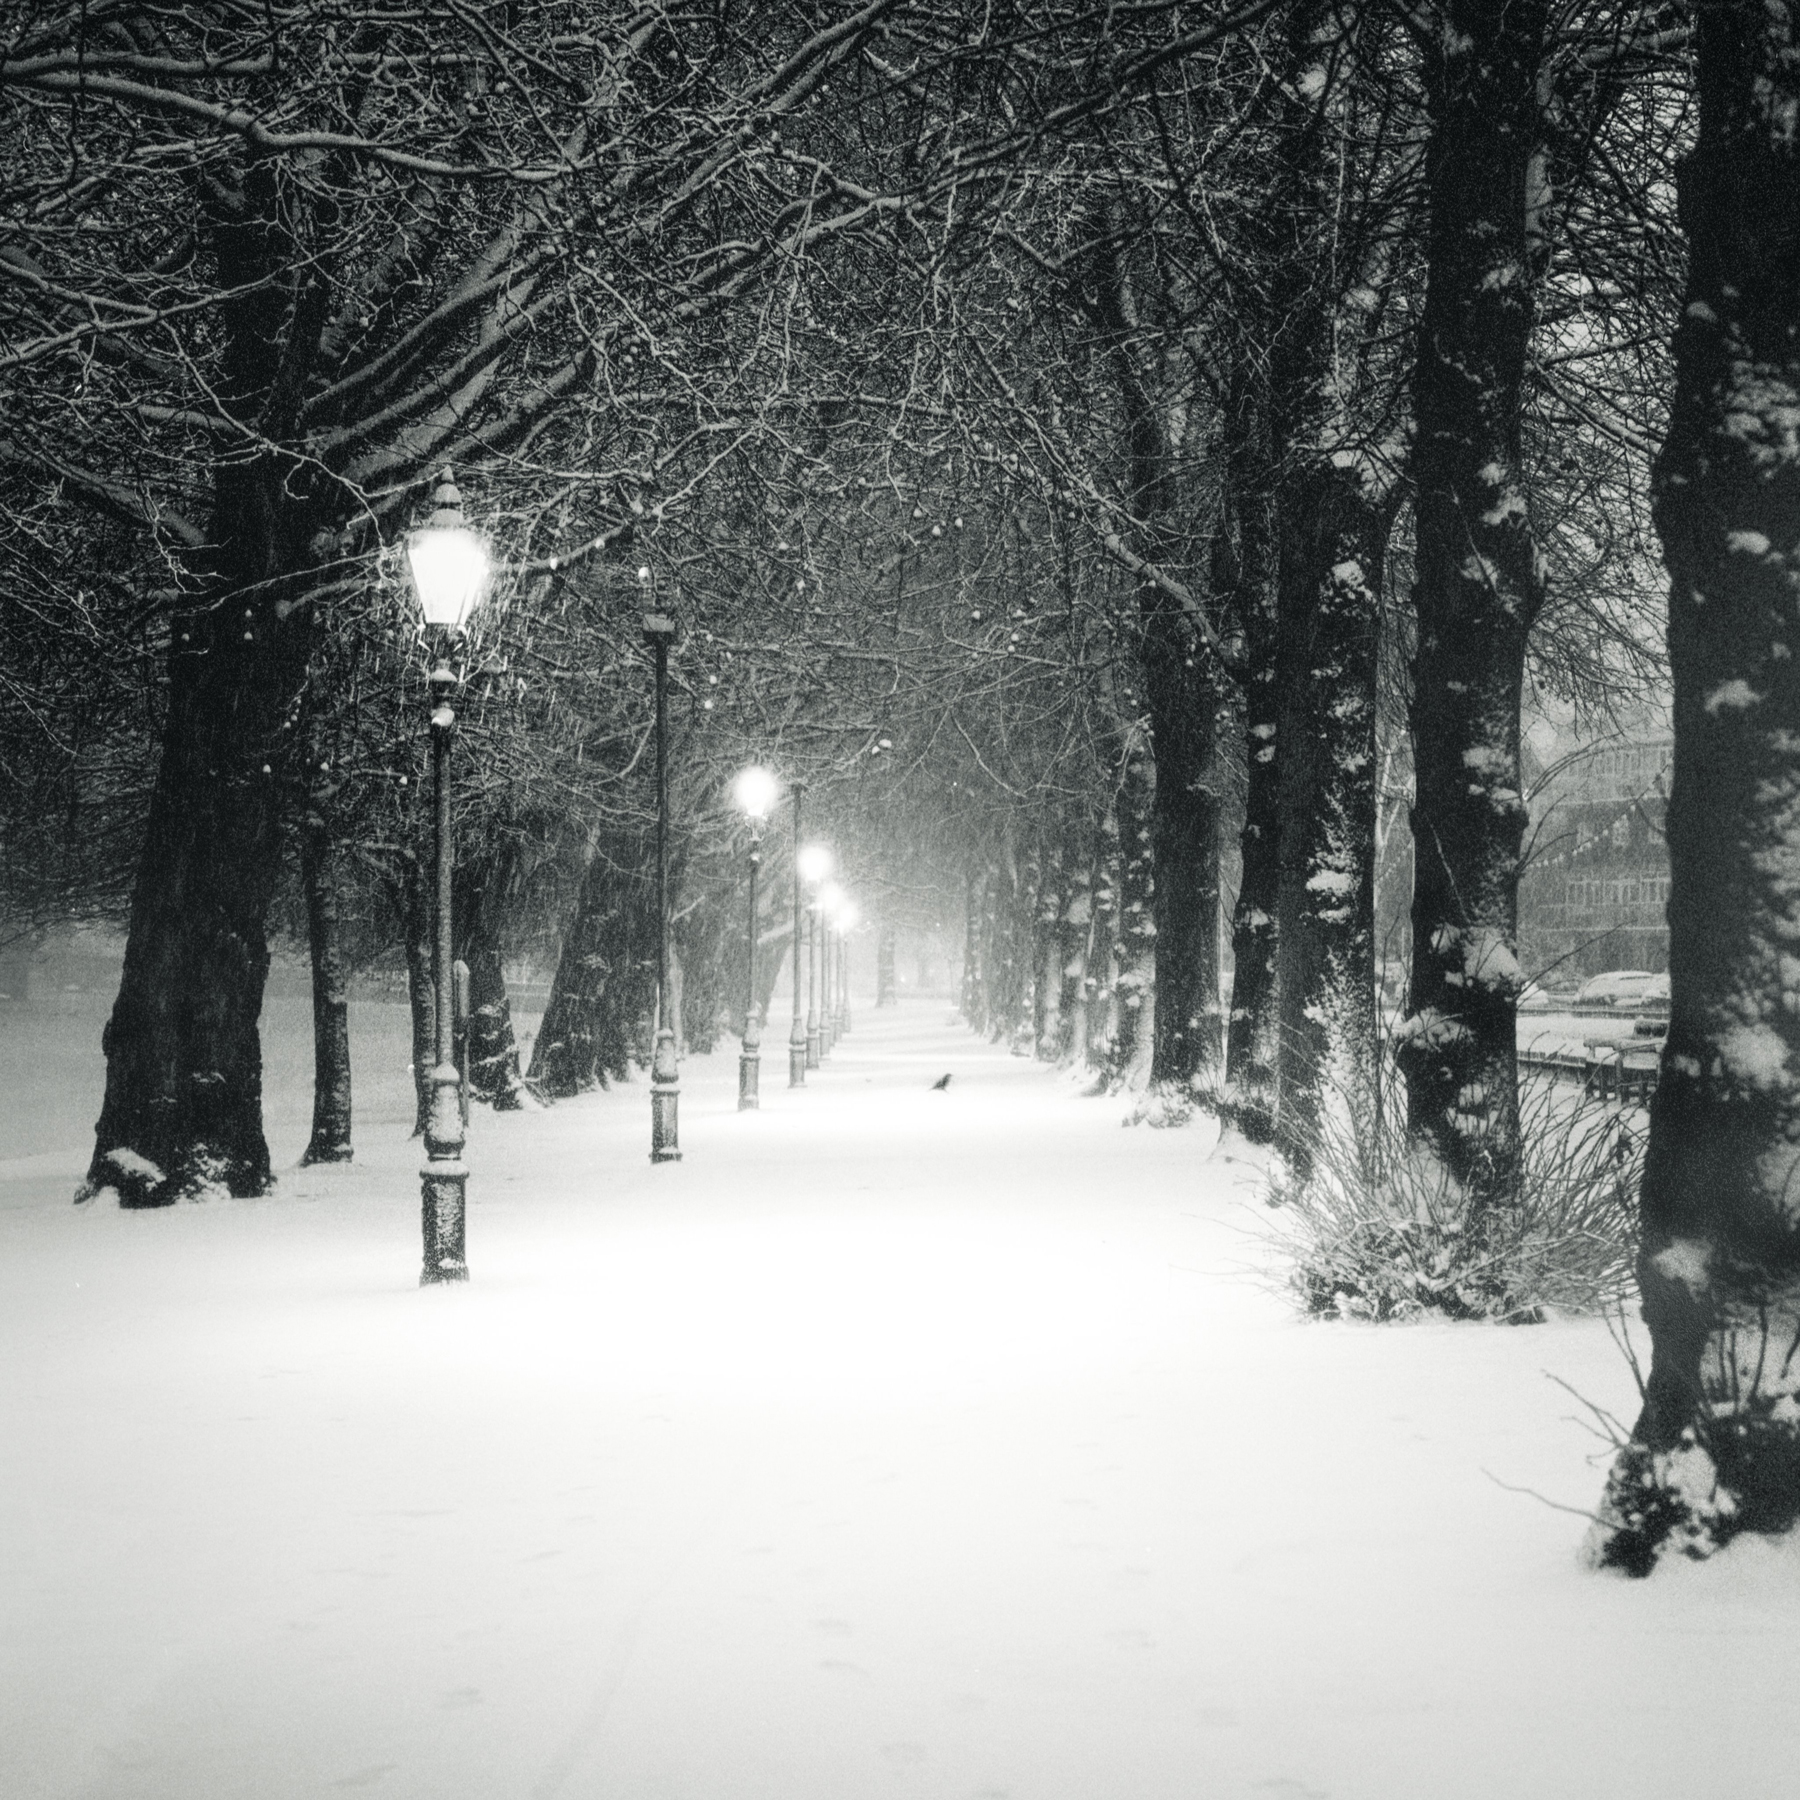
(79, 519, 318, 1206)
(1394, 0, 1547, 1202)
(299, 802, 353, 1166)
(1058, 835, 1097, 1066)
(1143, 612, 1225, 1095)
(1589, 0, 1800, 1573)
(1274, 473, 1384, 1176)
(1222, 411, 1284, 1142)
(78, 165, 334, 1205)
(530, 834, 655, 1098)
(453, 851, 529, 1110)
(1109, 740, 1157, 1088)
(1086, 809, 1123, 1070)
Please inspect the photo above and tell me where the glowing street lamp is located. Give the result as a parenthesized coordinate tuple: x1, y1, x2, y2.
(733, 765, 780, 1110)
(797, 843, 833, 1069)
(405, 469, 491, 1285)
(642, 565, 680, 1163)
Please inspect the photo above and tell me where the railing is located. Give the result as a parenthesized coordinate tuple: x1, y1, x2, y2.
(1519, 1036, 1662, 1107)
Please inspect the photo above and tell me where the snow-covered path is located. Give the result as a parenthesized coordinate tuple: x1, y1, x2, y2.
(5, 999, 1798, 1799)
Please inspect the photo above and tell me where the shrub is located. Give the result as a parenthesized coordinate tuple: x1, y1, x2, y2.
(1267, 1054, 1642, 1323)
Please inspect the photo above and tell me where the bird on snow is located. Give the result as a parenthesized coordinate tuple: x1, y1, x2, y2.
(930, 1073, 952, 1091)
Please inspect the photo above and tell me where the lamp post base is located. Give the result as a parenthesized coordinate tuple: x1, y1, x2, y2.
(806, 1025, 820, 1070)
(789, 1038, 807, 1086)
(420, 1061, 468, 1283)
(738, 1043, 760, 1110)
(651, 1086, 681, 1160)
(420, 1161, 470, 1284)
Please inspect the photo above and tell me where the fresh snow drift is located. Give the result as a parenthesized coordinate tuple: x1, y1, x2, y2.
(3, 995, 1798, 1799)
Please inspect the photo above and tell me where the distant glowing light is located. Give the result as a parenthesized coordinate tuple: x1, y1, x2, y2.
(798, 843, 833, 885)
(819, 880, 845, 916)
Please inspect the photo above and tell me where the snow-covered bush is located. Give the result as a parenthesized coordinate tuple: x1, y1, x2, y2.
(1267, 1056, 1641, 1323)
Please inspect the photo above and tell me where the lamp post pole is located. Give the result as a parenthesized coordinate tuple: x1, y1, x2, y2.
(643, 592, 680, 1163)
(820, 913, 835, 1059)
(420, 652, 469, 1283)
(789, 785, 807, 1087)
(739, 818, 762, 1109)
(405, 466, 488, 1287)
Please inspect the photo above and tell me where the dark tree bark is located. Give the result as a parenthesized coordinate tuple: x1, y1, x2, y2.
(1394, 0, 1548, 1200)
(1083, 807, 1122, 1069)
(677, 887, 731, 1055)
(1092, 216, 1223, 1098)
(1108, 739, 1157, 1085)
(299, 800, 353, 1165)
(1273, 475, 1385, 1175)
(76, 154, 350, 1205)
(454, 852, 529, 1110)
(397, 854, 437, 1140)
(1222, 436, 1284, 1143)
(1590, 0, 1800, 1572)
(530, 835, 656, 1099)
(1143, 620, 1225, 1092)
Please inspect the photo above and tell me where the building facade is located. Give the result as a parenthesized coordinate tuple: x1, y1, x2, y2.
(1518, 725, 1671, 982)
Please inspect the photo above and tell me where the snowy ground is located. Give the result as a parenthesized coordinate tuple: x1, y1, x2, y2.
(5, 995, 1799, 1800)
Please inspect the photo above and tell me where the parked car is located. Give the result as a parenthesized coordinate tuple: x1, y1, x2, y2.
(1633, 972, 1671, 1036)
(1575, 969, 1659, 1007)
(1518, 975, 1580, 1012)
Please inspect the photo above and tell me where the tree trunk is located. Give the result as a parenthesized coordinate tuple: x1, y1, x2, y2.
(79, 516, 318, 1206)
(399, 854, 436, 1139)
(961, 865, 987, 1032)
(1273, 473, 1384, 1176)
(1144, 636, 1224, 1093)
(1394, 0, 1547, 1202)
(530, 834, 655, 1098)
(1589, 0, 1800, 1572)
(300, 804, 353, 1165)
(676, 888, 730, 1054)
(455, 854, 529, 1110)
(78, 163, 328, 1206)
(1222, 454, 1284, 1142)
(1109, 738, 1157, 1087)
(1086, 808, 1122, 1070)
(877, 923, 897, 1006)
(1034, 836, 1065, 1059)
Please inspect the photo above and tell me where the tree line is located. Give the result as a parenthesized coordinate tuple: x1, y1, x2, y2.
(4, 0, 1797, 1570)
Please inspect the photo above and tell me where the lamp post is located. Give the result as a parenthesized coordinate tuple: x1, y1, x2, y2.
(733, 765, 779, 1109)
(818, 880, 844, 1059)
(789, 784, 807, 1087)
(405, 468, 490, 1285)
(798, 843, 832, 1068)
(642, 567, 681, 1163)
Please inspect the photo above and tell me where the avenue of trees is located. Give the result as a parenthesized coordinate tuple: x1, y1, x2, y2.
(4, 0, 1797, 1571)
